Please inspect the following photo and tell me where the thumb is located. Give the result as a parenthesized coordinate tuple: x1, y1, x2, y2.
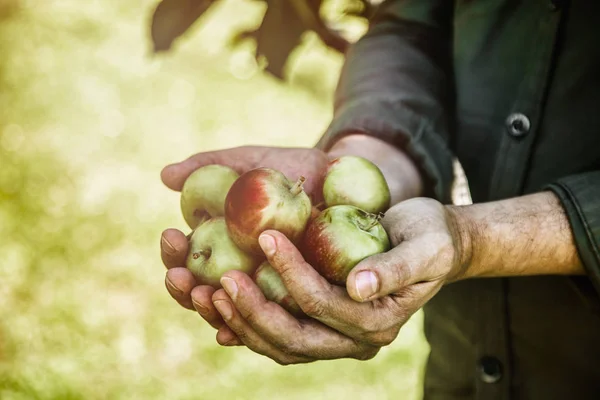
(346, 238, 440, 302)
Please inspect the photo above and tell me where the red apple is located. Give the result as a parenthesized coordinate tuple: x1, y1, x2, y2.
(301, 205, 390, 285)
(225, 167, 312, 256)
(180, 165, 240, 229)
(186, 217, 259, 288)
(323, 156, 391, 214)
(253, 261, 305, 318)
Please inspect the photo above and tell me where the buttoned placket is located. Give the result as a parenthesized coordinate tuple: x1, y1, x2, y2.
(476, 3, 565, 400)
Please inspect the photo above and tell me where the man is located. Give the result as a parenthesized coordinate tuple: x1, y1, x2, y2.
(159, 0, 600, 398)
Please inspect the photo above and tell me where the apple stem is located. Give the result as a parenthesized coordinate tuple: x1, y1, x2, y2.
(290, 176, 306, 196)
(192, 249, 212, 260)
(361, 212, 384, 231)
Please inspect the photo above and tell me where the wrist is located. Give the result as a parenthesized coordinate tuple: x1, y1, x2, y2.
(444, 205, 476, 282)
(444, 192, 585, 280)
(327, 133, 424, 203)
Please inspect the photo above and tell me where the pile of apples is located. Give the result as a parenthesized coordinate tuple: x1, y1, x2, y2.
(180, 156, 391, 317)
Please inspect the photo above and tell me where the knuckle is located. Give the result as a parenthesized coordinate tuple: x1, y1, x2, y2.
(362, 332, 388, 347)
(277, 340, 305, 358)
(359, 316, 386, 337)
(273, 356, 296, 366)
(231, 327, 249, 342)
(300, 294, 329, 318)
(355, 347, 381, 361)
(242, 307, 264, 328)
(359, 318, 399, 346)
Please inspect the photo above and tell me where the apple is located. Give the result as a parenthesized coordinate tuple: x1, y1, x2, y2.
(180, 165, 240, 229)
(323, 156, 391, 214)
(225, 167, 312, 256)
(186, 217, 259, 288)
(301, 205, 390, 285)
(253, 261, 305, 318)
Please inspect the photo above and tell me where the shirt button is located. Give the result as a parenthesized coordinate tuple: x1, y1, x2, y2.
(506, 113, 530, 137)
(478, 356, 503, 383)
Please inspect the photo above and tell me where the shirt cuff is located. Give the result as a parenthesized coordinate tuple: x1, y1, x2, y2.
(547, 171, 600, 297)
(315, 98, 454, 203)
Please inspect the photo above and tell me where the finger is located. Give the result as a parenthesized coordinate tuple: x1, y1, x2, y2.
(165, 268, 196, 310)
(190, 285, 226, 330)
(211, 289, 311, 365)
(220, 271, 378, 360)
(161, 229, 188, 269)
(347, 234, 453, 302)
(257, 230, 403, 343)
(257, 230, 334, 314)
(216, 326, 243, 347)
(161, 147, 252, 191)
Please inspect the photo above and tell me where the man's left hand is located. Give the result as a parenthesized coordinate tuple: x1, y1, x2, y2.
(212, 198, 468, 364)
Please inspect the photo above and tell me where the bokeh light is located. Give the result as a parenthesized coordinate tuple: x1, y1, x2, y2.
(0, 1, 429, 399)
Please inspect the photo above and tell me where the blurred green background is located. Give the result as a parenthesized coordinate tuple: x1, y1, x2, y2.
(0, 0, 429, 399)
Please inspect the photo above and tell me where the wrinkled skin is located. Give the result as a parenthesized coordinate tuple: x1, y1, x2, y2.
(200, 199, 463, 364)
(160, 136, 428, 358)
(160, 146, 329, 340)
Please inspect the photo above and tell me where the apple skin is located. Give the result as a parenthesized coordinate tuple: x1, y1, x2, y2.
(301, 205, 390, 285)
(323, 156, 391, 214)
(253, 261, 305, 318)
(186, 217, 259, 288)
(225, 167, 312, 256)
(180, 165, 240, 229)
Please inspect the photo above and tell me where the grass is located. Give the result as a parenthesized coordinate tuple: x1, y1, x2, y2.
(0, 1, 429, 398)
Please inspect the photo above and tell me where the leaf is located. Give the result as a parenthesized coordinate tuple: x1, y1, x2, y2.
(253, 0, 308, 78)
(233, 0, 350, 79)
(292, 0, 349, 52)
(150, 0, 217, 53)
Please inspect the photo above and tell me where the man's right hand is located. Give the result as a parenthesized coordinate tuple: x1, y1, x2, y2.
(160, 146, 330, 346)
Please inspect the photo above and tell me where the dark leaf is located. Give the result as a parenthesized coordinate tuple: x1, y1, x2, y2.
(234, 0, 350, 79)
(292, 0, 349, 52)
(253, 0, 308, 78)
(150, 0, 217, 53)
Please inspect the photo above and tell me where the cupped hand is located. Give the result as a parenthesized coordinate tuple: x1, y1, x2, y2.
(160, 146, 329, 345)
(208, 198, 469, 363)
(160, 146, 329, 200)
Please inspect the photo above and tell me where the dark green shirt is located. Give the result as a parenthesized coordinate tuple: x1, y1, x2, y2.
(317, 0, 600, 398)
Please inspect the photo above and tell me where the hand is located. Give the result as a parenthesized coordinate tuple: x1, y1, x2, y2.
(160, 146, 329, 345)
(160, 136, 426, 348)
(208, 198, 466, 363)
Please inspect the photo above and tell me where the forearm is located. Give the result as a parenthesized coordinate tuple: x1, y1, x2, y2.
(451, 191, 584, 280)
(328, 134, 424, 203)
(315, 0, 455, 203)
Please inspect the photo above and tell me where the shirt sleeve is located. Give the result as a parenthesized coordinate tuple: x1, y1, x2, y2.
(547, 171, 600, 296)
(315, 0, 456, 203)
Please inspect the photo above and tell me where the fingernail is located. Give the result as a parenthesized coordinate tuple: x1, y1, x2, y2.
(192, 300, 209, 315)
(355, 271, 379, 301)
(165, 276, 183, 296)
(259, 234, 276, 257)
(214, 300, 233, 321)
(220, 277, 238, 301)
(161, 236, 176, 255)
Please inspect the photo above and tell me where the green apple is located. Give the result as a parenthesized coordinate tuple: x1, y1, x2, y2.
(253, 261, 305, 318)
(186, 217, 259, 288)
(180, 165, 239, 229)
(323, 156, 391, 214)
